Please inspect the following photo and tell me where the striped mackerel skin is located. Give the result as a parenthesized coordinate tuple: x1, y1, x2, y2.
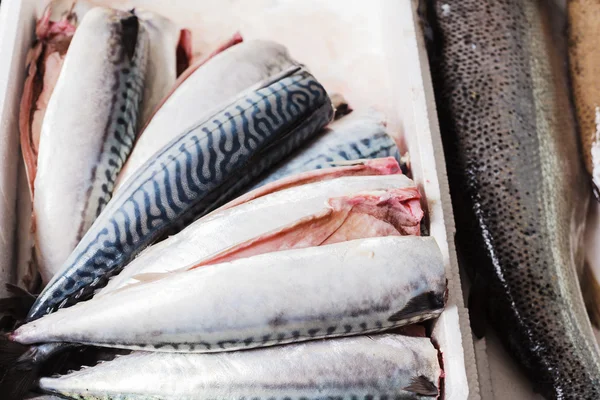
(252, 109, 400, 188)
(27, 66, 333, 321)
(39, 335, 442, 400)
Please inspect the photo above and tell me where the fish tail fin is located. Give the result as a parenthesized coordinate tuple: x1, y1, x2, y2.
(581, 262, 600, 328)
(0, 336, 38, 400)
(0, 283, 37, 323)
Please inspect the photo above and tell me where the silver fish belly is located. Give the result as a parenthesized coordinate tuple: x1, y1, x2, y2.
(39, 335, 442, 400)
(253, 109, 400, 188)
(14, 236, 446, 351)
(99, 173, 418, 294)
(116, 40, 298, 188)
(33, 7, 148, 283)
(26, 66, 333, 321)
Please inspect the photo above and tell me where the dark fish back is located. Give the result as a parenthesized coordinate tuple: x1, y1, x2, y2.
(427, 1, 600, 398)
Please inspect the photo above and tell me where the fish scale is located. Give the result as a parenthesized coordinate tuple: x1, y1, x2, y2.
(427, 0, 600, 398)
(27, 66, 333, 321)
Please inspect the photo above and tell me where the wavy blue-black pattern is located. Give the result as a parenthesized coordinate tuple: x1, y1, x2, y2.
(28, 68, 333, 321)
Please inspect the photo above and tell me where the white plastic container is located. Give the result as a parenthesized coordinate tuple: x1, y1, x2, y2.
(0, 0, 480, 398)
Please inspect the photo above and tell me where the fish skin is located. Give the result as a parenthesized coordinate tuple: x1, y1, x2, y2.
(14, 236, 446, 352)
(252, 109, 400, 188)
(26, 67, 333, 321)
(39, 334, 441, 400)
(428, 0, 600, 398)
(135, 10, 180, 128)
(569, 0, 600, 195)
(33, 7, 149, 284)
(115, 40, 297, 189)
(19, 5, 76, 197)
(99, 172, 419, 294)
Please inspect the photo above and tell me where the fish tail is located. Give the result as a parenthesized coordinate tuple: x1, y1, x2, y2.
(582, 262, 600, 328)
(0, 336, 38, 400)
(0, 283, 37, 324)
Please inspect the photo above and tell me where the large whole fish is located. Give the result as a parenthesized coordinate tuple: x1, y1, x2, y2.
(12, 236, 446, 352)
(568, 0, 600, 326)
(39, 335, 442, 399)
(252, 109, 400, 188)
(27, 66, 333, 321)
(100, 168, 421, 294)
(428, 0, 600, 397)
(33, 7, 149, 283)
(116, 40, 297, 188)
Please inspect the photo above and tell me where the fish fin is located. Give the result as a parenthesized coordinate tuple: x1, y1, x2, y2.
(0, 336, 37, 400)
(330, 93, 352, 120)
(468, 273, 488, 339)
(0, 284, 37, 321)
(388, 291, 445, 322)
(403, 375, 439, 396)
(581, 262, 600, 328)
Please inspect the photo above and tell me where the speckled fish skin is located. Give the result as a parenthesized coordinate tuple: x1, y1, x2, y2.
(33, 7, 149, 284)
(428, 0, 600, 398)
(116, 40, 297, 189)
(39, 335, 441, 400)
(99, 171, 417, 295)
(14, 236, 445, 352)
(27, 66, 333, 322)
(252, 109, 400, 189)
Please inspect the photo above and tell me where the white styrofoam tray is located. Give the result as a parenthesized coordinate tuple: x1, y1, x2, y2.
(0, 0, 479, 398)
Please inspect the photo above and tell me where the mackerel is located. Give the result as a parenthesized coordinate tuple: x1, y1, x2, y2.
(19, 4, 76, 196)
(13, 236, 446, 352)
(116, 40, 297, 188)
(27, 66, 333, 321)
(252, 109, 400, 188)
(39, 335, 442, 399)
(100, 170, 421, 294)
(33, 7, 149, 283)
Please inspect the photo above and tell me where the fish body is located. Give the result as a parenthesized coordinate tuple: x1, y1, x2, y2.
(27, 67, 333, 321)
(116, 40, 297, 188)
(428, 0, 600, 397)
(569, 0, 600, 194)
(39, 334, 442, 400)
(33, 7, 149, 283)
(19, 5, 76, 196)
(252, 109, 400, 188)
(15, 236, 446, 351)
(100, 170, 420, 294)
(136, 10, 180, 127)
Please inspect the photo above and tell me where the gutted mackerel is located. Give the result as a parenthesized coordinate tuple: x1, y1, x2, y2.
(39, 335, 442, 400)
(116, 40, 297, 188)
(19, 5, 76, 195)
(100, 169, 421, 294)
(252, 109, 400, 188)
(27, 66, 333, 321)
(15, 236, 445, 351)
(33, 7, 149, 283)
